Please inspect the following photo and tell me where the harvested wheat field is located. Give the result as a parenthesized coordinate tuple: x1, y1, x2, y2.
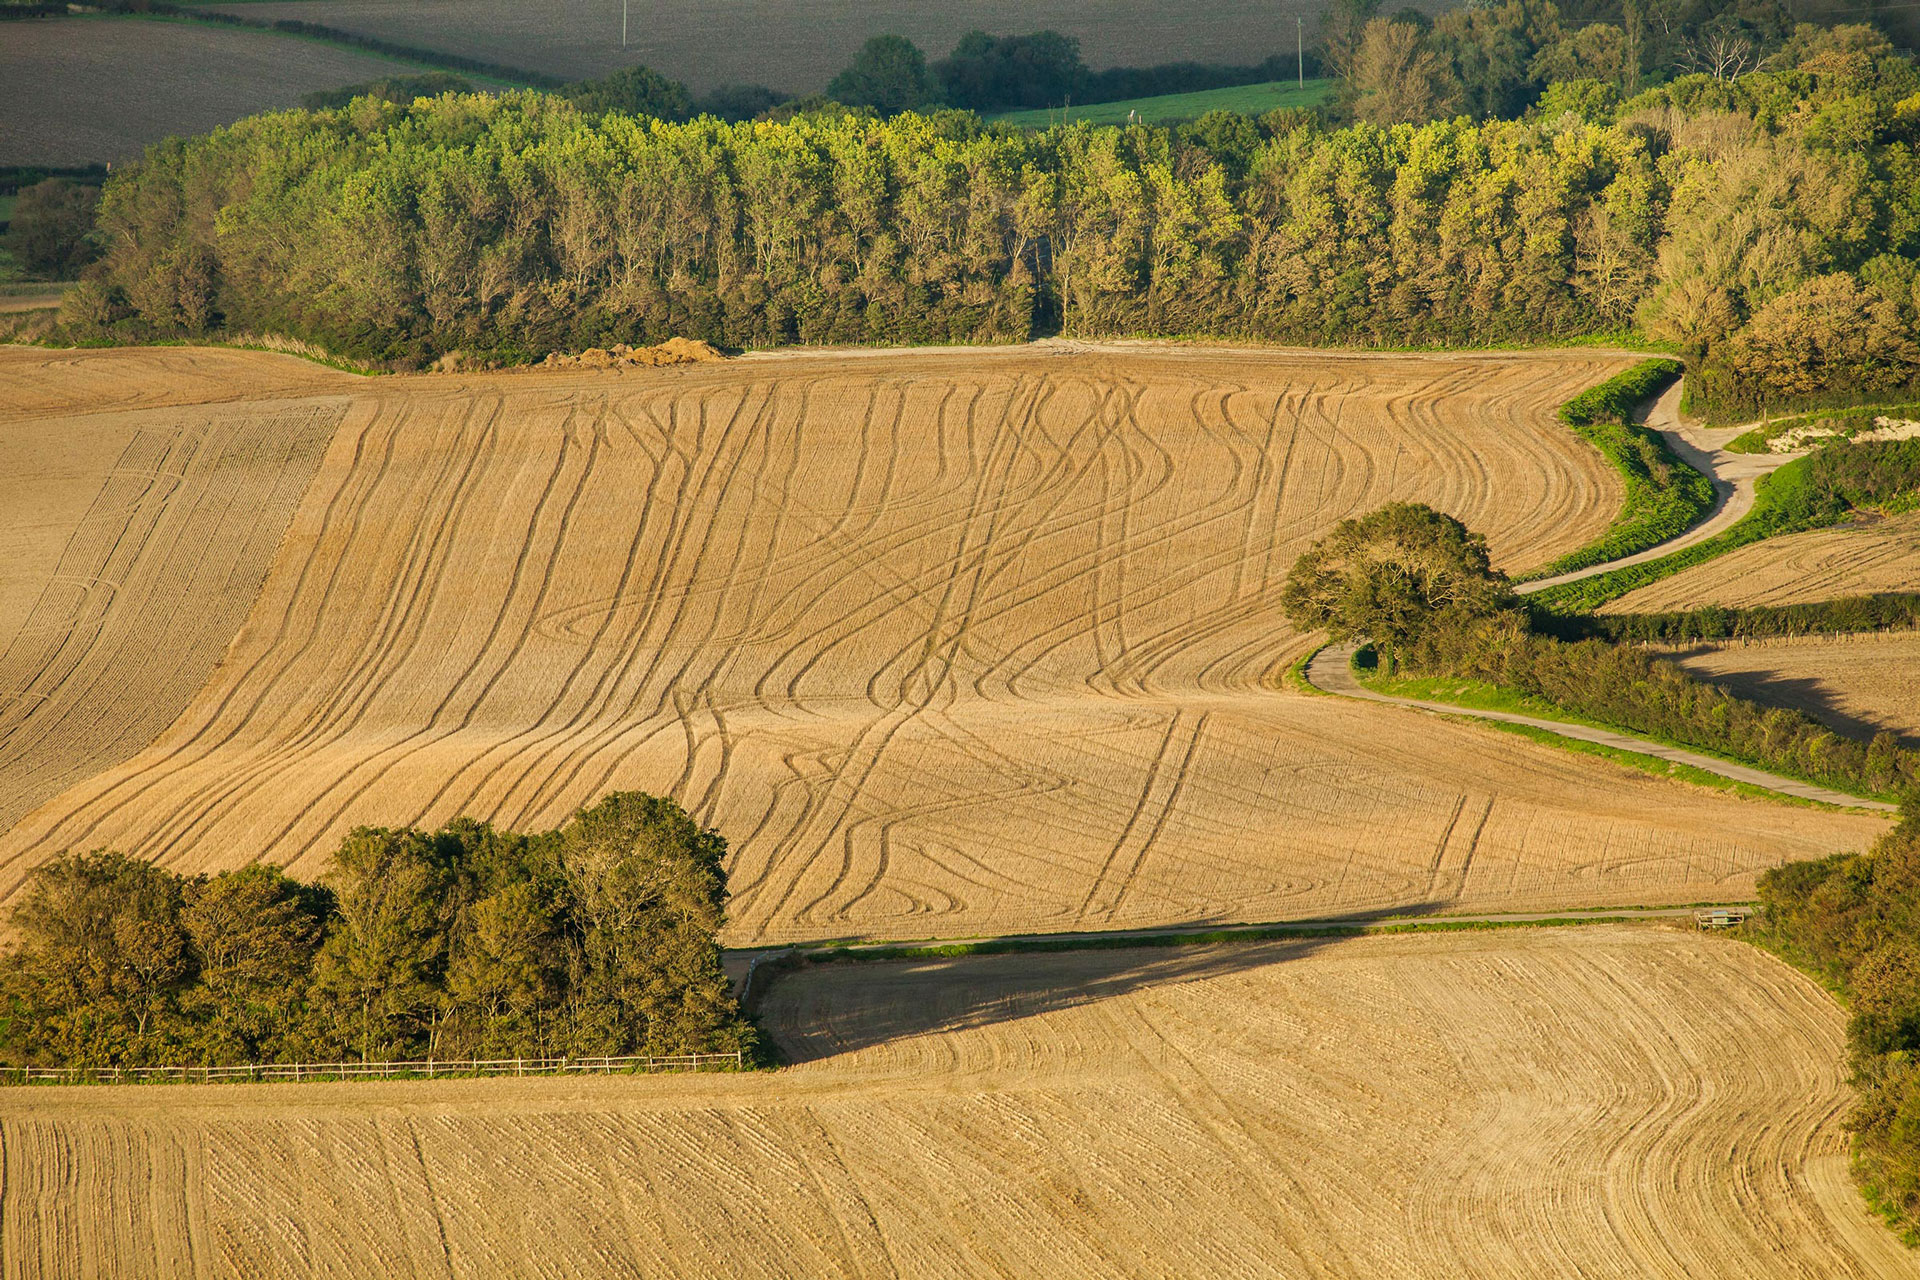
(0, 354, 353, 832)
(1668, 632, 1920, 745)
(0, 926, 1907, 1278)
(1607, 512, 1920, 613)
(0, 345, 1887, 941)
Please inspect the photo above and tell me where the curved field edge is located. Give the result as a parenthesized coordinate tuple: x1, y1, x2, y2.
(1512, 358, 1714, 583)
(1, 926, 1910, 1278)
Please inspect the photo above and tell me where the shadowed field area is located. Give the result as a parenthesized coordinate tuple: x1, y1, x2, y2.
(1669, 633, 1920, 746)
(1, 927, 1909, 1278)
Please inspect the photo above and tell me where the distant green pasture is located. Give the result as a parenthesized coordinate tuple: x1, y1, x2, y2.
(991, 78, 1332, 127)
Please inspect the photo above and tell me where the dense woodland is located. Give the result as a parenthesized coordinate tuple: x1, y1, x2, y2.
(1758, 803, 1920, 1243)
(52, 20, 1920, 416)
(0, 793, 756, 1068)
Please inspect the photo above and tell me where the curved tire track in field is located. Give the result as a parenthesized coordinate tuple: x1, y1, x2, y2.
(0, 347, 1888, 937)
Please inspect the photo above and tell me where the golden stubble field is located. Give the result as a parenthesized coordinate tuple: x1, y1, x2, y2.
(1607, 511, 1920, 613)
(1668, 632, 1920, 745)
(0, 345, 1888, 943)
(2, 927, 1909, 1278)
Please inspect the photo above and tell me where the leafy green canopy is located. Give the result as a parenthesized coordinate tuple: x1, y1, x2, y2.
(827, 35, 939, 113)
(1281, 502, 1516, 659)
(0, 793, 756, 1068)
(60, 35, 1920, 409)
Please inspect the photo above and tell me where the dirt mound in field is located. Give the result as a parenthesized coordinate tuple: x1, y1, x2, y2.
(539, 337, 727, 370)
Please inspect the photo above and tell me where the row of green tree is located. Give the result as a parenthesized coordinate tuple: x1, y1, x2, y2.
(62, 26, 1920, 414)
(1558, 591, 1920, 644)
(823, 31, 1317, 116)
(0, 793, 756, 1068)
(1317, 0, 1911, 128)
(1283, 503, 1920, 797)
(1756, 803, 1920, 1242)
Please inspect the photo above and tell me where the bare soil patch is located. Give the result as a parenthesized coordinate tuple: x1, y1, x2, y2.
(0, 16, 422, 165)
(0, 345, 1883, 940)
(1, 927, 1908, 1277)
(1605, 512, 1920, 613)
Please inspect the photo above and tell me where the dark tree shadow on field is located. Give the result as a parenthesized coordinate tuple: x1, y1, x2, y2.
(760, 902, 1455, 1063)
(1667, 646, 1918, 746)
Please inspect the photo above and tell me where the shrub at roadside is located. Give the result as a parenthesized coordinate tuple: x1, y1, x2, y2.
(0, 793, 756, 1069)
(1755, 801, 1920, 1242)
(1405, 612, 1920, 798)
(1286, 502, 1920, 799)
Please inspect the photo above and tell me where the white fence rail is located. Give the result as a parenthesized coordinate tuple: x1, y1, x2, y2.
(2, 1052, 744, 1086)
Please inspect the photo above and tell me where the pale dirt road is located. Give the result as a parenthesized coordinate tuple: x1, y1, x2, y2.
(1, 927, 1908, 1279)
(0, 345, 1884, 943)
(1519, 381, 1804, 594)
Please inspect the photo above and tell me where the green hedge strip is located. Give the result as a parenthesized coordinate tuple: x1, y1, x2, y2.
(1516, 359, 1715, 582)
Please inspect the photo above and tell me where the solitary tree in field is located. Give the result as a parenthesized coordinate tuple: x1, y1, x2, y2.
(1282, 502, 1513, 666)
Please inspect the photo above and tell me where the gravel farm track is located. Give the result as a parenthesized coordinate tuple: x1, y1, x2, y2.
(1, 342, 1910, 1276)
(0, 344, 1886, 941)
(3, 927, 1911, 1278)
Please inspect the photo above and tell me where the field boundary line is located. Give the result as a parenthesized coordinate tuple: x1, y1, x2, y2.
(1, 1051, 744, 1087)
(736, 906, 1758, 967)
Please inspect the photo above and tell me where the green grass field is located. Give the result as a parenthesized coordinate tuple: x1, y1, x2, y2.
(992, 78, 1332, 128)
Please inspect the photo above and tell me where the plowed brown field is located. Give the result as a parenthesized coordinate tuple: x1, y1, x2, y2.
(0, 346, 1887, 941)
(1669, 632, 1920, 745)
(1606, 512, 1920, 613)
(2, 927, 1908, 1278)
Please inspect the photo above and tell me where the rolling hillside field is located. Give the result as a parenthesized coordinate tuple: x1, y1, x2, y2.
(190, 0, 1343, 91)
(1605, 512, 1920, 613)
(0, 16, 429, 165)
(3, 927, 1910, 1278)
(0, 345, 1885, 943)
